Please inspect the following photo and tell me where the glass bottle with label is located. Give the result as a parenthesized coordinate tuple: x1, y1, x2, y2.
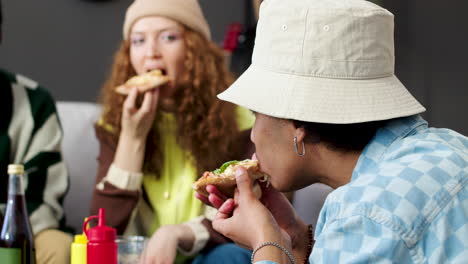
(0, 164, 36, 263)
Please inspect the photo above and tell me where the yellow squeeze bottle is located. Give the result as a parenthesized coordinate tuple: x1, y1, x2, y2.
(71, 218, 88, 264)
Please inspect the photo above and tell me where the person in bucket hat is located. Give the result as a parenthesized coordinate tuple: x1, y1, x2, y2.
(198, 0, 468, 263)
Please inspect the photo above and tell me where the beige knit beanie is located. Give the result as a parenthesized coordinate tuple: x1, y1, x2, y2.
(123, 0, 211, 40)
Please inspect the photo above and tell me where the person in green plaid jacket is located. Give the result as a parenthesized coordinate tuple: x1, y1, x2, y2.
(0, 68, 72, 263)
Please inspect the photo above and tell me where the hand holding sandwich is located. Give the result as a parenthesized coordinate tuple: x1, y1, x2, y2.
(195, 156, 306, 239)
(199, 159, 311, 263)
(121, 87, 159, 140)
(113, 70, 170, 172)
(117, 69, 171, 140)
(114, 87, 159, 172)
(212, 166, 292, 264)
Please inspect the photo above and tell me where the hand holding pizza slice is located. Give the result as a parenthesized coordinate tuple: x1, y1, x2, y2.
(115, 69, 171, 95)
(192, 159, 269, 199)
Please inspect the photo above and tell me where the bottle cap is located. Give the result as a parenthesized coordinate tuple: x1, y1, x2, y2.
(74, 233, 88, 244)
(83, 208, 116, 243)
(8, 164, 24, 174)
(73, 217, 89, 244)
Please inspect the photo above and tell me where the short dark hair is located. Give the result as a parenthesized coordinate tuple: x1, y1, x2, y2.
(292, 119, 387, 152)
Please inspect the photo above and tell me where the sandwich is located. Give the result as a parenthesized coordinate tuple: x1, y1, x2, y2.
(192, 159, 269, 199)
(115, 69, 171, 95)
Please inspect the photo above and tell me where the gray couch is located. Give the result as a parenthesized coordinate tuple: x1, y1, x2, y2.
(57, 101, 100, 233)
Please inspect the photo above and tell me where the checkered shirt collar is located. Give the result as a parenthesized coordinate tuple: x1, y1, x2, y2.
(352, 115, 428, 181)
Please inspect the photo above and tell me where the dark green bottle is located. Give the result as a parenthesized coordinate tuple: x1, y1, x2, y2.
(0, 164, 36, 264)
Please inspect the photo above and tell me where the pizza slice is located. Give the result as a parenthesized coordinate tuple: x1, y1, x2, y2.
(192, 159, 269, 199)
(115, 69, 171, 95)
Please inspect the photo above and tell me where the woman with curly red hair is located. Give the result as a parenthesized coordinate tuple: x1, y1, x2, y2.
(90, 0, 253, 263)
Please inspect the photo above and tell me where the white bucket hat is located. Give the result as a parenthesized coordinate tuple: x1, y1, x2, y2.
(218, 0, 425, 124)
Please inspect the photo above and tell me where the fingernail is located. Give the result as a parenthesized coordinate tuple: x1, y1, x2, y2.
(236, 168, 243, 178)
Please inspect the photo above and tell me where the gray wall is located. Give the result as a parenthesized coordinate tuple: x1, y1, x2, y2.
(0, 0, 244, 102)
(384, 0, 468, 135)
(1, 0, 467, 135)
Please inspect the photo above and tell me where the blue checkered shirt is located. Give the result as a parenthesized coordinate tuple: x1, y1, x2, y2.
(256, 115, 468, 264)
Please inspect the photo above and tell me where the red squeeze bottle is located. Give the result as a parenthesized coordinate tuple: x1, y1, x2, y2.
(83, 208, 117, 264)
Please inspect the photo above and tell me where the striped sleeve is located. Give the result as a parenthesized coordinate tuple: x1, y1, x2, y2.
(9, 74, 69, 235)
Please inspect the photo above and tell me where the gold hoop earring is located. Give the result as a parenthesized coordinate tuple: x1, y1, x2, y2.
(294, 136, 305, 156)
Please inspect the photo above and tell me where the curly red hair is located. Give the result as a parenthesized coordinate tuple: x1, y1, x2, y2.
(98, 28, 244, 177)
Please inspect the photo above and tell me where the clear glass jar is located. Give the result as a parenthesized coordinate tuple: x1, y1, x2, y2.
(116, 235, 147, 264)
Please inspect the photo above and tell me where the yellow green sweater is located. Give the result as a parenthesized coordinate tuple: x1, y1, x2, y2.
(142, 107, 253, 262)
(143, 107, 253, 232)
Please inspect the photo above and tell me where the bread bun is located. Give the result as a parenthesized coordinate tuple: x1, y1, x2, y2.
(115, 69, 171, 95)
(193, 159, 269, 199)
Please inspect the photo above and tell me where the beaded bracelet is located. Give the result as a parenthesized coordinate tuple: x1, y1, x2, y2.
(251, 242, 296, 264)
(302, 224, 314, 264)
